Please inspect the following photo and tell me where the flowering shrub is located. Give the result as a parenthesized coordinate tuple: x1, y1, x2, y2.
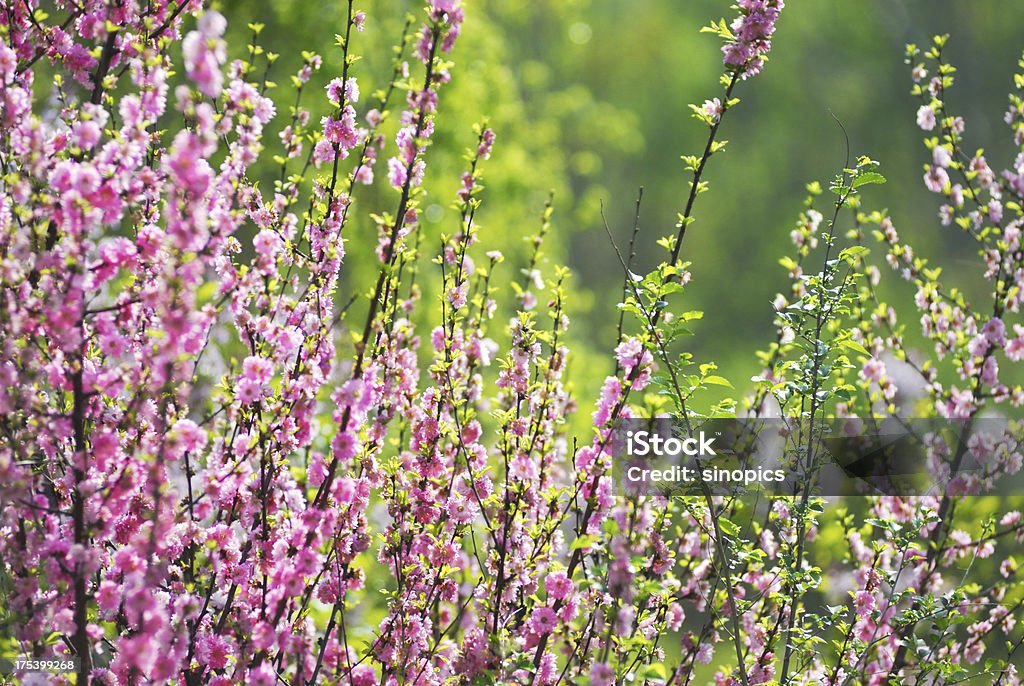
(0, 1, 1022, 686)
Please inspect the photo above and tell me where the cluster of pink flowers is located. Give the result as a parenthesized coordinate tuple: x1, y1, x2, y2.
(3, 2, 1024, 686)
(722, 0, 785, 78)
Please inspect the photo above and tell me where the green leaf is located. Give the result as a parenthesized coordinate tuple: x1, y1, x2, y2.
(838, 245, 869, 261)
(570, 534, 599, 551)
(853, 172, 887, 188)
(703, 375, 733, 388)
(718, 518, 740, 537)
(839, 339, 870, 356)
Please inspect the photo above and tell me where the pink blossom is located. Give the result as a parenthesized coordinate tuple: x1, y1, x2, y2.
(166, 131, 213, 195)
(701, 97, 724, 122)
(322, 112, 358, 149)
(242, 355, 274, 383)
(387, 157, 408, 189)
(860, 357, 886, 382)
(351, 665, 376, 685)
(917, 104, 937, 130)
(980, 356, 999, 387)
(236, 378, 262, 404)
(313, 139, 335, 166)
(544, 571, 574, 600)
(591, 662, 616, 686)
(446, 494, 477, 523)
(182, 12, 227, 97)
(253, 229, 283, 259)
(477, 128, 495, 159)
(924, 165, 949, 193)
(529, 606, 558, 635)
(855, 590, 876, 617)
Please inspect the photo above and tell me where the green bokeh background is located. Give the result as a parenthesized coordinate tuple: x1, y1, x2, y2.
(218, 0, 1024, 413)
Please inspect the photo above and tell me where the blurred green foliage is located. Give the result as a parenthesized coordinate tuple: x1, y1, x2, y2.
(216, 0, 1024, 413)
